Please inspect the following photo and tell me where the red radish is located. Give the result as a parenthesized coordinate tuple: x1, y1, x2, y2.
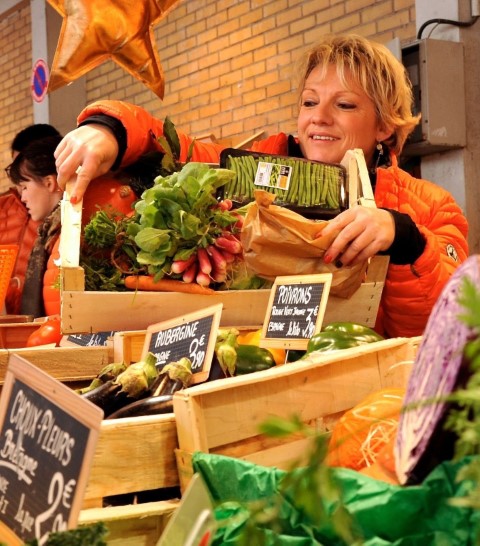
(170, 253, 197, 274)
(197, 247, 212, 275)
(211, 269, 227, 283)
(182, 261, 198, 284)
(230, 211, 244, 229)
(215, 236, 242, 255)
(218, 248, 236, 264)
(196, 270, 211, 287)
(218, 199, 233, 211)
(206, 245, 227, 271)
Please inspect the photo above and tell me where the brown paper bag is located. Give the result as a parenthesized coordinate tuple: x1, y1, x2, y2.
(240, 190, 368, 298)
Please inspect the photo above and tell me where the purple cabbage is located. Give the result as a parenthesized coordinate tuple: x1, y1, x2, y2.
(395, 255, 480, 484)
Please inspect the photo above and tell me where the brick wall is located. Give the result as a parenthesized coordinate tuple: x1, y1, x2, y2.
(0, 2, 33, 192)
(0, 0, 416, 193)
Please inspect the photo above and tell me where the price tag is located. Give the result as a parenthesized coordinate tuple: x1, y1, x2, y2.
(0, 354, 103, 545)
(63, 332, 114, 347)
(261, 273, 332, 351)
(142, 304, 223, 385)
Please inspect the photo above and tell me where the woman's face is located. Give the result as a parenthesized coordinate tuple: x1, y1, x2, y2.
(297, 64, 392, 166)
(18, 175, 60, 222)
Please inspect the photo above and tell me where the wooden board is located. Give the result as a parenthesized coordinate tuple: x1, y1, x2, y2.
(0, 322, 44, 349)
(60, 256, 388, 334)
(79, 500, 179, 546)
(0, 346, 111, 386)
(83, 414, 179, 509)
(173, 337, 417, 490)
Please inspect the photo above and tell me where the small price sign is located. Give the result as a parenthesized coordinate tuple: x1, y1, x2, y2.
(64, 331, 114, 347)
(0, 354, 103, 545)
(142, 304, 223, 385)
(261, 273, 332, 351)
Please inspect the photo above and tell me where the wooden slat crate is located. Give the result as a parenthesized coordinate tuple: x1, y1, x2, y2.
(0, 345, 180, 543)
(0, 346, 111, 388)
(60, 255, 389, 334)
(83, 414, 179, 508)
(0, 322, 46, 349)
(173, 337, 418, 491)
(78, 501, 178, 546)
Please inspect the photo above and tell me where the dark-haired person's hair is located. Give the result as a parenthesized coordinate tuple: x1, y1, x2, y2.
(6, 135, 63, 185)
(11, 123, 62, 154)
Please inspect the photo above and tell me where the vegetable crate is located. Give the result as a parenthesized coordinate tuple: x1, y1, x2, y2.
(59, 148, 387, 334)
(173, 337, 418, 492)
(0, 345, 179, 545)
(60, 254, 388, 334)
(0, 321, 46, 349)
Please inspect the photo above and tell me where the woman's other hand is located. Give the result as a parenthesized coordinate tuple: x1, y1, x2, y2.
(54, 124, 119, 203)
(321, 206, 395, 266)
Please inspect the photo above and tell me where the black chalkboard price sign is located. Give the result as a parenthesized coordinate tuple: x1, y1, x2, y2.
(142, 303, 223, 385)
(64, 331, 114, 347)
(261, 273, 332, 351)
(0, 354, 103, 546)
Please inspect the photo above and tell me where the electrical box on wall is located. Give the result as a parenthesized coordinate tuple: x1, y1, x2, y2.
(401, 38, 466, 157)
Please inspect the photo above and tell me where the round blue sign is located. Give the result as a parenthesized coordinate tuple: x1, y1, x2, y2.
(31, 59, 49, 102)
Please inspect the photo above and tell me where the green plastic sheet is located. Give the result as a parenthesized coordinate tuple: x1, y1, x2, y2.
(192, 452, 480, 546)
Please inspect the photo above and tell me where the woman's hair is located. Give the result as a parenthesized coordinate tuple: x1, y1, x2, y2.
(295, 34, 421, 155)
(11, 123, 62, 155)
(6, 135, 62, 184)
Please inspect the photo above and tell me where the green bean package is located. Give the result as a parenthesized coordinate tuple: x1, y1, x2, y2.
(219, 149, 347, 220)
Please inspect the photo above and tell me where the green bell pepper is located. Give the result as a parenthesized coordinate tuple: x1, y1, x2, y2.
(307, 331, 365, 353)
(306, 322, 384, 354)
(322, 321, 384, 343)
(234, 345, 276, 375)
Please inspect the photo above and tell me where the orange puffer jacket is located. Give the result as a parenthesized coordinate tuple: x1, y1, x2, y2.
(77, 102, 469, 338)
(0, 190, 40, 314)
(252, 135, 469, 338)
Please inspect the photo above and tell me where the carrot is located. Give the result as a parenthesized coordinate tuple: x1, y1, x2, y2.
(124, 275, 215, 295)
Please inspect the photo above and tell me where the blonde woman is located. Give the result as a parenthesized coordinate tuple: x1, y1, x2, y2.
(53, 34, 468, 338)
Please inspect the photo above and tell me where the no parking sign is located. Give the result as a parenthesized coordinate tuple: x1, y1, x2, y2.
(31, 59, 49, 102)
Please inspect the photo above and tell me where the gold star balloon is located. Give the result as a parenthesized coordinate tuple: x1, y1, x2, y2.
(46, 0, 182, 99)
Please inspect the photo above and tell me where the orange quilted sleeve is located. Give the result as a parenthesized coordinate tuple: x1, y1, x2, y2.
(0, 191, 40, 314)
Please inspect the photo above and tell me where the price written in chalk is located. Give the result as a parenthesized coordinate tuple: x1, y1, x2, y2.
(149, 319, 210, 372)
(0, 354, 103, 545)
(262, 274, 332, 351)
(142, 304, 223, 385)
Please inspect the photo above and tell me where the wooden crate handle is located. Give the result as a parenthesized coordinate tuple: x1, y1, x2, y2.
(341, 149, 376, 209)
(59, 181, 83, 268)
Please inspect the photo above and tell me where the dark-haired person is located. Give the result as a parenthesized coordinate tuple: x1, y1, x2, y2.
(1, 124, 62, 314)
(10, 123, 62, 159)
(5, 135, 64, 318)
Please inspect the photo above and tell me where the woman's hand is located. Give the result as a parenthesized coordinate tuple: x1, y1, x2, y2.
(54, 124, 119, 203)
(321, 206, 395, 266)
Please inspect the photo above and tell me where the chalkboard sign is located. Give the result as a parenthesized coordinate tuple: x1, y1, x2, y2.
(64, 331, 114, 347)
(142, 304, 223, 385)
(0, 354, 103, 545)
(261, 273, 332, 351)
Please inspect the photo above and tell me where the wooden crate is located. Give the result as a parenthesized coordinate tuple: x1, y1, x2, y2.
(0, 345, 111, 388)
(60, 255, 388, 334)
(83, 414, 179, 509)
(0, 345, 180, 542)
(173, 337, 418, 491)
(79, 501, 178, 546)
(0, 321, 46, 349)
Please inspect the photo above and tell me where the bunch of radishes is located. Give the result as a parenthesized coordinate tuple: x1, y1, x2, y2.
(170, 198, 244, 287)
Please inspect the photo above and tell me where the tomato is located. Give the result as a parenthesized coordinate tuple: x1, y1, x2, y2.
(26, 317, 63, 347)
